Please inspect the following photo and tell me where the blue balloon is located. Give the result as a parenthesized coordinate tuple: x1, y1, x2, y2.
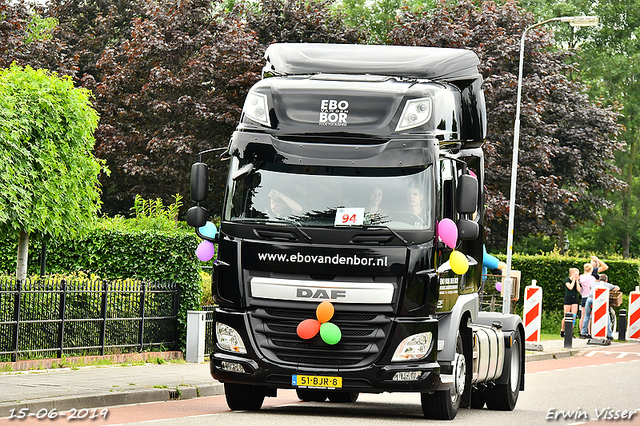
(483, 245, 500, 270)
(199, 221, 218, 239)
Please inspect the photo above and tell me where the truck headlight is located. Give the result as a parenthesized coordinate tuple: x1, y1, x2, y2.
(395, 97, 432, 132)
(243, 92, 271, 127)
(216, 322, 247, 354)
(391, 332, 433, 362)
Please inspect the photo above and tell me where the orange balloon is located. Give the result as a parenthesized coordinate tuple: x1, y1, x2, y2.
(316, 301, 334, 323)
(297, 319, 321, 339)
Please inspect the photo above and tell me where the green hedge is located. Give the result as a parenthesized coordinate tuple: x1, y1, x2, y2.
(498, 254, 640, 313)
(1, 224, 201, 351)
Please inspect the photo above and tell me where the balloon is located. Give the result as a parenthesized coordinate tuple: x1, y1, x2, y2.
(199, 221, 218, 239)
(482, 266, 488, 281)
(495, 282, 502, 292)
(449, 250, 469, 275)
(438, 218, 458, 249)
(320, 322, 342, 345)
(498, 261, 507, 270)
(196, 240, 215, 261)
(316, 301, 334, 323)
(297, 319, 321, 340)
(483, 251, 500, 270)
(469, 170, 477, 179)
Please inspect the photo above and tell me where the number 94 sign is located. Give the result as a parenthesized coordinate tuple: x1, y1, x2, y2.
(334, 208, 364, 227)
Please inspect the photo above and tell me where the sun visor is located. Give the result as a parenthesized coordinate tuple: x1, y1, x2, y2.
(262, 43, 481, 82)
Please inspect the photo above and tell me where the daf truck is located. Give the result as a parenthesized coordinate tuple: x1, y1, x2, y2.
(187, 43, 525, 420)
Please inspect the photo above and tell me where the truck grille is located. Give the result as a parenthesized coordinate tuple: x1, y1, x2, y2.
(249, 308, 392, 368)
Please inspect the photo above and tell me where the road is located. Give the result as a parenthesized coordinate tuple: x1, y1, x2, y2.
(4, 343, 640, 426)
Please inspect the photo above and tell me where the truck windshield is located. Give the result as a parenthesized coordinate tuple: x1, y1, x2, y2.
(224, 159, 434, 231)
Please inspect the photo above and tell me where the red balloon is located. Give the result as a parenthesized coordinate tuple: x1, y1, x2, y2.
(297, 319, 321, 340)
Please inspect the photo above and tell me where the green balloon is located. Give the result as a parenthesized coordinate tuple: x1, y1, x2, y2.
(320, 322, 341, 345)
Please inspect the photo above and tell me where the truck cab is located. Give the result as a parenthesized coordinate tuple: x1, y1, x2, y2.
(188, 43, 524, 420)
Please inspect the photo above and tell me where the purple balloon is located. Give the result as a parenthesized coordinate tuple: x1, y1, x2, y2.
(196, 240, 215, 261)
(495, 281, 502, 292)
(438, 218, 458, 249)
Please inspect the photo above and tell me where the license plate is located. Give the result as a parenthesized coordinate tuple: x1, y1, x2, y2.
(292, 375, 342, 389)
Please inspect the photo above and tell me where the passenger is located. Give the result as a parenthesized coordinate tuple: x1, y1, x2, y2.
(581, 273, 619, 341)
(578, 263, 596, 334)
(560, 268, 581, 338)
(407, 186, 426, 221)
(268, 189, 303, 218)
(366, 187, 385, 216)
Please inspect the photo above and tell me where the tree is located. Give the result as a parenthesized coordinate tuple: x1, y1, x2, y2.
(389, 0, 625, 250)
(520, 0, 640, 257)
(0, 64, 105, 280)
(0, 0, 77, 76)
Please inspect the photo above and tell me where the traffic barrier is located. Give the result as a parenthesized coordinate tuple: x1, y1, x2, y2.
(591, 286, 610, 339)
(629, 287, 640, 341)
(523, 280, 542, 343)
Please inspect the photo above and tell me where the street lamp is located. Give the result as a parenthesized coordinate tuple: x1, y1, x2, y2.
(502, 16, 599, 314)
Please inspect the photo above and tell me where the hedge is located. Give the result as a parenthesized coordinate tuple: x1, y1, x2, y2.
(1, 224, 201, 351)
(499, 253, 640, 313)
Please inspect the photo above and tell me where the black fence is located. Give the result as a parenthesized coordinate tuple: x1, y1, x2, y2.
(0, 277, 179, 362)
(203, 305, 215, 357)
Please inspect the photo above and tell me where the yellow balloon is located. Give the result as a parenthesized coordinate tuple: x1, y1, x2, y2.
(450, 250, 469, 275)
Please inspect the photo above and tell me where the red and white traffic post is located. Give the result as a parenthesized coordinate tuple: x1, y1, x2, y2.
(591, 286, 610, 340)
(628, 287, 640, 341)
(523, 280, 542, 344)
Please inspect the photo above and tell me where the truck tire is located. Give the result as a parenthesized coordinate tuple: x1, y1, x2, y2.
(224, 383, 265, 411)
(296, 389, 328, 402)
(484, 336, 521, 411)
(328, 392, 359, 403)
(421, 333, 465, 420)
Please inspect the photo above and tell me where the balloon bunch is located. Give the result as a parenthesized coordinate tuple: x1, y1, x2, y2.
(196, 221, 218, 262)
(482, 245, 507, 291)
(296, 301, 342, 345)
(437, 218, 470, 275)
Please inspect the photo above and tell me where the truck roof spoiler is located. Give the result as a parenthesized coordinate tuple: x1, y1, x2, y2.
(262, 43, 481, 82)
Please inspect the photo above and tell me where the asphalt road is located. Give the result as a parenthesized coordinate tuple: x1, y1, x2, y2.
(4, 343, 640, 426)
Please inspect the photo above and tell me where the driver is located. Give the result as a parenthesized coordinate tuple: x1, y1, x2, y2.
(407, 186, 426, 221)
(268, 189, 303, 218)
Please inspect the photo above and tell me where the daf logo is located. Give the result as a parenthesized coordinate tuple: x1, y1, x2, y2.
(296, 288, 347, 299)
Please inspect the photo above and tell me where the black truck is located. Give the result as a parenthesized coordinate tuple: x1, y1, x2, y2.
(187, 43, 525, 420)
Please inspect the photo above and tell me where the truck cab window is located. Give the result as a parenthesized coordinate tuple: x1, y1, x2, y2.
(224, 159, 434, 233)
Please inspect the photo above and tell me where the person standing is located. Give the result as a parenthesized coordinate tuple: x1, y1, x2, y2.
(579, 263, 596, 334)
(590, 255, 608, 280)
(581, 274, 619, 341)
(561, 268, 581, 338)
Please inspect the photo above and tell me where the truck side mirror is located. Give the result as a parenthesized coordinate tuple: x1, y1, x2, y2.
(191, 163, 209, 202)
(457, 218, 479, 240)
(187, 206, 208, 228)
(457, 174, 478, 215)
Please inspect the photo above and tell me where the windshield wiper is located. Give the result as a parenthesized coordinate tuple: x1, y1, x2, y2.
(363, 225, 411, 246)
(271, 218, 313, 243)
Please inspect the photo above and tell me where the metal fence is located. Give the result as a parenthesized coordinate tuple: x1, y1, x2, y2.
(203, 305, 215, 357)
(0, 277, 179, 362)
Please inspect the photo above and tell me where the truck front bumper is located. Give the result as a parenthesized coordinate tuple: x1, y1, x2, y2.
(210, 308, 447, 394)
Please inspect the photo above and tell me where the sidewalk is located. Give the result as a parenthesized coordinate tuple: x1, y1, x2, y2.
(0, 338, 621, 417)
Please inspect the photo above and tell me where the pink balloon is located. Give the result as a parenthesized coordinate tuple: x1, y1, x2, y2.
(495, 282, 502, 292)
(196, 240, 215, 261)
(438, 218, 458, 249)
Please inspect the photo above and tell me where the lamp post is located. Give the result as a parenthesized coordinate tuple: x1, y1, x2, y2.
(502, 16, 599, 314)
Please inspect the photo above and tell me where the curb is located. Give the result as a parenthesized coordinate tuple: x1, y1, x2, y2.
(0, 383, 224, 418)
(0, 352, 185, 372)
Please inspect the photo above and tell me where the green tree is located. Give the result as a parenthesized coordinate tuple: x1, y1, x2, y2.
(520, 0, 640, 258)
(0, 64, 105, 280)
(389, 0, 625, 250)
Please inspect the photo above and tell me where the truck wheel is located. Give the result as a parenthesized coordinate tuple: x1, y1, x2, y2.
(421, 333, 465, 420)
(328, 392, 359, 403)
(484, 336, 521, 411)
(296, 389, 328, 402)
(224, 383, 265, 411)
